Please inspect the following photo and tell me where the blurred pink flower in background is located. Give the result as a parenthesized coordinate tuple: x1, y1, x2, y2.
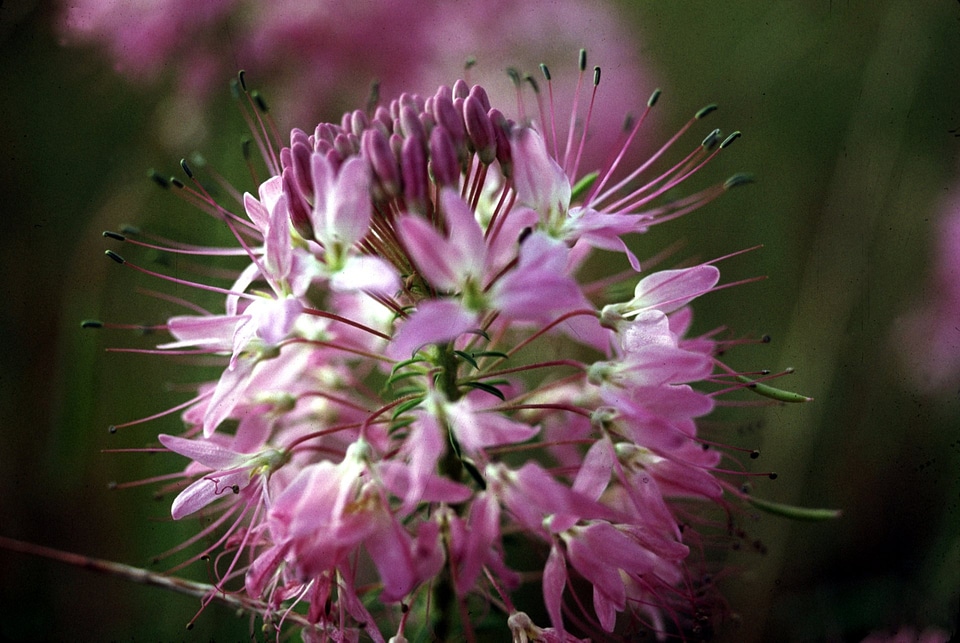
(895, 193, 960, 393)
(59, 0, 653, 155)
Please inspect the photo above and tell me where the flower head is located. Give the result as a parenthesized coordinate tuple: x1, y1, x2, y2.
(95, 54, 805, 640)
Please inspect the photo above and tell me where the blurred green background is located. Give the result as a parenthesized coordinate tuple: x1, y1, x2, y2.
(1, 1, 957, 641)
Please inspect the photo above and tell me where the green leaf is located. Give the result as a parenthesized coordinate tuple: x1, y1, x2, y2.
(390, 396, 425, 420)
(747, 496, 842, 521)
(736, 375, 813, 403)
(385, 369, 428, 389)
(470, 350, 510, 361)
(390, 356, 430, 376)
(571, 171, 599, 202)
(453, 350, 479, 370)
(463, 381, 505, 401)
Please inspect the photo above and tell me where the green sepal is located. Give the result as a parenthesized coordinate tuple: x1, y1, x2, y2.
(747, 495, 842, 521)
(736, 375, 813, 403)
(571, 171, 599, 202)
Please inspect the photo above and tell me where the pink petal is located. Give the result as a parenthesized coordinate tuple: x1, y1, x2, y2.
(542, 546, 568, 633)
(631, 265, 720, 314)
(158, 433, 242, 469)
(386, 299, 478, 359)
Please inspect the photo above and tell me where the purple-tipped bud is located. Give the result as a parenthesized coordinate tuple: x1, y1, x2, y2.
(429, 126, 459, 188)
(399, 105, 426, 144)
(324, 147, 342, 172)
(279, 147, 293, 172)
(373, 105, 392, 132)
(334, 132, 359, 159)
(419, 111, 435, 134)
(401, 135, 428, 211)
(390, 132, 403, 159)
(282, 168, 314, 240)
(488, 108, 514, 178)
(349, 110, 369, 138)
(452, 79, 469, 100)
(398, 93, 421, 114)
(290, 127, 310, 149)
(290, 142, 314, 203)
(314, 122, 339, 146)
(432, 94, 466, 149)
(361, 128, 400, 197)
(464, 95, 496, 165)
(468, 85, 491, 113)
(434, 84, 453, 103)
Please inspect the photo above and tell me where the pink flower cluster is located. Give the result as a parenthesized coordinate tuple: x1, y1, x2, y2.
(102, 62, 759, 641)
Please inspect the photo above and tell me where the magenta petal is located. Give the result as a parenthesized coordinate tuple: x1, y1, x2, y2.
(387, 300, 478, 359)
(203, 355, 257, 437)
(159, 434, 242, 469)
(364, 519, 416, 602)
(542, 546, 568, 633)
(631, 265, 720, 314)
(397, 215, 464, 291)
(572, 438, 614, 501)
(170, 469, 247, 519)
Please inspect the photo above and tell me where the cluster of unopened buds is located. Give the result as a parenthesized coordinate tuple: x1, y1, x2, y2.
(93, 53, 820, 641)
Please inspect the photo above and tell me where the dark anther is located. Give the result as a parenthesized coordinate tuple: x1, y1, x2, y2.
(724, 173, 755, 190)
(170, 177, 185, 189)
(148, 169, 170, 189)
(104, 250, 125, 264)
(252, 91, 269, 113)
(695, 104, 718, 120)
(720, 130, 742, 149)
(241, 137, 251, 160)
(506, 67, 521, 87)
(750, 449, 761, 459)
(593, 66, 601, 86)
(186, 624, 194, 631)
(524, 74, 539, 95)
(761, 334, 772, 343)
(107, 481, 117, 490)
(768, 472, 778, 480)
(231, 485, 240, 494)
(80, 320, 103, 329)
(179, 158, 194, 179)
(102, 230, 126, 242)
(701, 128, 722, 150)
(647, 88, 662, 107)
(539, 63, 551, 81)
(108, 425, 117, 434)
(238, 69, 248, 92)
(119, 224, 140, 235)
(401, 603, 409, 614)
(518, 226, 533, 244)
(578, 48, 587, 71)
